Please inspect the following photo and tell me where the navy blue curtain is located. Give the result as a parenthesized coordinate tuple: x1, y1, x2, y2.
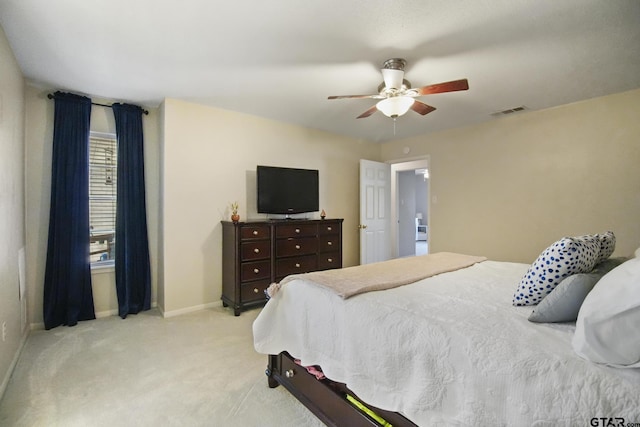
(43, 92, 95, 330)
(112, 103, 151, 318)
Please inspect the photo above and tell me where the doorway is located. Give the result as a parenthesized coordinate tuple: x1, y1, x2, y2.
(390, 158, 429, 258)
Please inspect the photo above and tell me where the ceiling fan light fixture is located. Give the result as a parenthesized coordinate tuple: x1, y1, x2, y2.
(381, 68, 405, 90)
(376, 96, 415, 118)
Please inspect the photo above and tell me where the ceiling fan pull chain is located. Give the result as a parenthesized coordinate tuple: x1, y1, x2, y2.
(393, 117, 397, 135)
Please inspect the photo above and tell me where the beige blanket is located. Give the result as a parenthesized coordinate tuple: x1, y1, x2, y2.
(280, 252, 487, 298)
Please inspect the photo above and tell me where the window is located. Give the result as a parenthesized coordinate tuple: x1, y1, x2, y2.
(89, 132, 117, 264)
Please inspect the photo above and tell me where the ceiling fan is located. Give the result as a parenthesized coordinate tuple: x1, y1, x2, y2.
(328, 58, 469, 119)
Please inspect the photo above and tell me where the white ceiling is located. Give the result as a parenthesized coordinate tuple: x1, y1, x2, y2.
(1, 0, 639, 143)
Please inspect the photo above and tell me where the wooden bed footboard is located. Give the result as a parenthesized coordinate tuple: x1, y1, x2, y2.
(266, 352, 418, 427)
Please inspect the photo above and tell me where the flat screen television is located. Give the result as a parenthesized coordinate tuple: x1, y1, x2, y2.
(257, 165, 319, 215)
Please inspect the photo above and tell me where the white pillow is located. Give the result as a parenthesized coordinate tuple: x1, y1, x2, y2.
(528, 257, 625, 323)
(572, 257, 640, 368)
(513, 235, 600, 306)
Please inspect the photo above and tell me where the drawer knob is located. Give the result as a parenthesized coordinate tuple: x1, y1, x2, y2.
(254, 288, 259, 294)
(285, 369, 295, 378)
(253, 268, 260, 274)
(254, 248, 260, 253)
(328, 258, 333, 263)
(295, 263, 301, 268)
(295, 244, 301, 250)
(295, 228, 300, 233)
(327, 241, 332, 246)
(253, 230, 258, 236)
(327, 227, 332, 231)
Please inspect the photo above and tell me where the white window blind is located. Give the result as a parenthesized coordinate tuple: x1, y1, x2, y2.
(89, 133, 117, 264)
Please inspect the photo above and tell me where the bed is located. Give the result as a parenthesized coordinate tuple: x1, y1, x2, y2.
(253, 249, 640, 426)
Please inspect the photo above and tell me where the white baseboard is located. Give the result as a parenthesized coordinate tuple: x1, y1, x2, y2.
(95, 309, 119, 318)
(0, 330, 29, 401)
(94, 301, 158, 319)
(30, 322, 44, 331)
(30, 302, 159, 330)
(159, 301, 222, 318)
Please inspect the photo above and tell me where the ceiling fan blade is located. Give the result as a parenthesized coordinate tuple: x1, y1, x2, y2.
(357, 105, 378, 119)
(328, 94, 384, 100)
(415, 79, 469, 96)
(411, 101, 437, 115)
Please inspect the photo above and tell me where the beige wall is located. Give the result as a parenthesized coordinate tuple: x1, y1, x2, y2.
(381, 89, 640, 262)
(24, 87, 638, 320)
(160, 98, 380, 315)
(0, 24, 27, 396)
(12, 29, 638, 326)
(24, 86, 161, 328)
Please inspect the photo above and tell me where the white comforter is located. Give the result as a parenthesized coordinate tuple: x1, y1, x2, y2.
(253, 260, 640, 426)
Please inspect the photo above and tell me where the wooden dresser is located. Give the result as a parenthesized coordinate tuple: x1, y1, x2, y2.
(221, 218, 343, 316)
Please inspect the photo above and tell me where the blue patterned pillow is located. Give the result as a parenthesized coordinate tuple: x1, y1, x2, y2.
(513, 235, 600, 306)
(597, 231, 616, 263)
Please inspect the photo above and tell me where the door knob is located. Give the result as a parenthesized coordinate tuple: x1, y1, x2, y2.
(358, 224, 368, 230)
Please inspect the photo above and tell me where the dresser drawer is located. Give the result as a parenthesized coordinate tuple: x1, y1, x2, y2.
(318, 221, 340, 235)
(276, 237, 318, 257)
(278, 353, 326, 405)
(241, 260, 271, 282)
(279, 355, 370, 427)
(241, 279, 270, 303)
(318, 252, 340, 270)
(318, 235, 339, 253)
(276, 223, 317, 238)
(276, 255, 317, 278)
(241, 225, 271, 240)
(241, 240, 271, 261)
(274, 352, 407, 427)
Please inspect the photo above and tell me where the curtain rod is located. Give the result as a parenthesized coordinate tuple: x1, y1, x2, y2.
(47, 93, 149, 115)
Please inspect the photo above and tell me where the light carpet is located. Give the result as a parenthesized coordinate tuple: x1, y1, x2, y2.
(0, 306, 324, 427)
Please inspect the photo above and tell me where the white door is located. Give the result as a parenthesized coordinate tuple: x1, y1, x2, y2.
(359, 159, 391, 264)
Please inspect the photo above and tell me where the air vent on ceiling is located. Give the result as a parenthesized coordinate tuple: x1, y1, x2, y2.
(491, 106, 528, 116)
